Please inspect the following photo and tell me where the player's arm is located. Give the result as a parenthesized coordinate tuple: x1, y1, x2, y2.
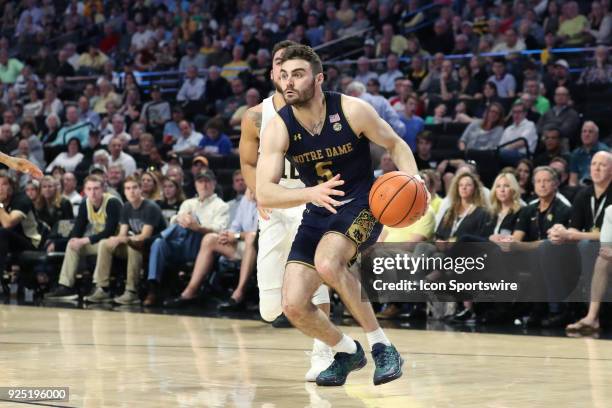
(0, 152, 43, 179)
(256, 116, 344, 213)
(341, 95, 419, 177)
(238, 105, 261, 193)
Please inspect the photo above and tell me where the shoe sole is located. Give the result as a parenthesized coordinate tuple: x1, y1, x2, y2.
(45, 294, 78, 300)
(316, 356, 367, 386)
(84, 298, 113, 303)
(373, 356, 404, 386)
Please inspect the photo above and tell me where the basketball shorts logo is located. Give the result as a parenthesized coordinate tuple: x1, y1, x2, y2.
(346, 210, 376, 245)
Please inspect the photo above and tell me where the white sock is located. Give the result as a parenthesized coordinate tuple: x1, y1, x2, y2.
(313, 338, 330, 352)
(332, 334, 357, 354)
(366, 328, 391, 350)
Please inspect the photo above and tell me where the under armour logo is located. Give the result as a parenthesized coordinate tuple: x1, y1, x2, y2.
(293, 133, 302, 141)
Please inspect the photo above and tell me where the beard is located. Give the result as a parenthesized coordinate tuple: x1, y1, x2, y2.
(283, 78, 316, 108)
(273, 78, 283, 93)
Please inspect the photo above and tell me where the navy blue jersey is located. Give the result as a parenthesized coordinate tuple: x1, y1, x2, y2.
(278, 92, 373, 204)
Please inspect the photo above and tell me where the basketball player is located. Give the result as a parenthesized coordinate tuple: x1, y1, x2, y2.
(0, 152, 43, 179)
(238, 40, 334, 381)
(256, 45, 426, 386)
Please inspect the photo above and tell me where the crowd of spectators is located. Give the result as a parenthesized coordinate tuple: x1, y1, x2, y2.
(0, 1, 612, 330)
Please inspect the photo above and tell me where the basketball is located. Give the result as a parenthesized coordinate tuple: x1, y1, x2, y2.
(369, 171, 428, 228)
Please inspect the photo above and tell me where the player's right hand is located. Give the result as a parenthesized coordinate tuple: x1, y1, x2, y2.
(14, 157, 43, 179)
(307, 174, 345, 214)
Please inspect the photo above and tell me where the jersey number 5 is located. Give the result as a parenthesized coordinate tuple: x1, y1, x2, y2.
(315, 161, 333, 184)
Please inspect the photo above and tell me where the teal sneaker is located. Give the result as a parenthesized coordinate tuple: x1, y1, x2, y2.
(315, 340, 367, 386)
(371, 343, 404, 385)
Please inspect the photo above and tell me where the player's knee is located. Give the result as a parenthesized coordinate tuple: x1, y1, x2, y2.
(314, 257, 342, 286)
(259, 302, 282, 322)
(282, 296, 308, 322)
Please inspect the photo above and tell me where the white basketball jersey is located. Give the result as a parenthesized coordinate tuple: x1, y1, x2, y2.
(260, 95, 304, 188)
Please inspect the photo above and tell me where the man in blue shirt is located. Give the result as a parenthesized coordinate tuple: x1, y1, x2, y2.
(399, 95, 424, 150)
(198, 117, 233, 156)
(569, 121, 609, 186)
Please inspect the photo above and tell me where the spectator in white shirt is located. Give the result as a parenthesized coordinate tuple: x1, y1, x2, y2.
(61, 171, 82, 217)
(107, 137, 137, 176)
(491, 27, 526, 55)
(378, 53, 403, 93)
(101, 114, 131, 146)
(46, 138, 84, 173)
(172, 120, 203, 157)
(131, 22, 154, 52)
(498, 102, 538, 165)
(177, 66, 206, 102)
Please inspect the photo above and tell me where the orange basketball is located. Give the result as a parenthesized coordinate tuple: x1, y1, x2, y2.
(369, 171, 428, 228)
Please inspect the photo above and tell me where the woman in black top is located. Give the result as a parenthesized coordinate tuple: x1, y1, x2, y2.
(436, 173, 491, 241)
(487, 172, 524, 239)
(34, 176, 73, 229)
(516, 159, 535, 203)
(157, 176, 185, 224)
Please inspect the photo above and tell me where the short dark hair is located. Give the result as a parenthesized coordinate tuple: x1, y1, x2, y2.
(272, 40, 298, 59)
(280, 45, 323, 75)
(417, 130, 433, 143)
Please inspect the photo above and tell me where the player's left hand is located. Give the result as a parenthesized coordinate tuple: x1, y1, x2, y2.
(13, 157, 43, 179)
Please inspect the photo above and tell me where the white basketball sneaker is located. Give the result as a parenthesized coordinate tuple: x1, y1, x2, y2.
(305, 342, 334, 382)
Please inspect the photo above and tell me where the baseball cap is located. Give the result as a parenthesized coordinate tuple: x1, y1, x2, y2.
(195, 169, 216, 182)
(364, 38, 375, 46)
(554, 59, 570, 70)
(192, 155, 209, 167)
(151, 84, 161, 92)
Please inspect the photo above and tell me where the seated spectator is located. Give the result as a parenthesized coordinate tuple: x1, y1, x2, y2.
(157, 176, 185, 224)
(61, 172, 81, 217)
(577, 46, 612, 85)
(45, 175, 122, 300)
(509, 166, 573, 326)
(523, 79, 550, 115)
(221, 45, 249, 80)
(491, 27, 526, 54)
(101, 114, 131, 147)
(172, 120, 203, 157)
(498, 102, 538, 165)
(141, 171, 161, 201)
(203, 66, 232, 112)
(413, 131, 437, 170)
(140, 85, 171, 136)
(517, 93, 542, 124)
(487, 172, 524, 239)
(0, 171, 41, 277)
(229, 88, 261, 132)
(473, 81, 502, 118)
(388, 78, 413, 114)
(345, 81, 405, 137)
(197, 118, 232, 157)
(164, 188, 258, 310)
(458, 103, 505, 151)
(425, 103, 450, 125)
(457, 62, 482, 100)
(178, 42, 207, 73)
(78, 96, 101, 129)
(118, 88, 141, 125)
(354, 56, 378, 86)
(0, 49, 24, 85)
(163, 107, 185, 143)
(407, 54, 428, 91)
(373, 152, 397, 179)
(13, 138, 44, 171)
(226, 170, 246, 221)
(534, 127, 569, 167)
(400, 96, 424, 150)
(452, 101, 474, 124)
(93, 78, 121, 115)
(85, 176, 166, 305)
(378, 53, 403, 94)
(544, 59, 575, 101)
(556, 1, 589, 46)
(487, 58, 516, 98)
(33, 176, 73, 235)
(436, 172, 492, 242)
(0, 124, 17, 156)
(550, 151, 612, 244)
(133, 133, 156, 169)
(548, 157, 580, 203)
(46, 138, 84, 173)
(516, 158, 535, 202)
(105, 164, 125, 202)
(569, 121, 610, 186)
(49, 106, 90, 148)
(77, 45, 109, 73)
(176, 65, 205, 104)
(584, 1, 611, 45)
(107, 137, 136, 177)
(536, 86, 580, 147)
(144, 169, 229, 306)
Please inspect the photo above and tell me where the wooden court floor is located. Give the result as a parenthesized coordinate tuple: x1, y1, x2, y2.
(1, 305, 612, 408)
